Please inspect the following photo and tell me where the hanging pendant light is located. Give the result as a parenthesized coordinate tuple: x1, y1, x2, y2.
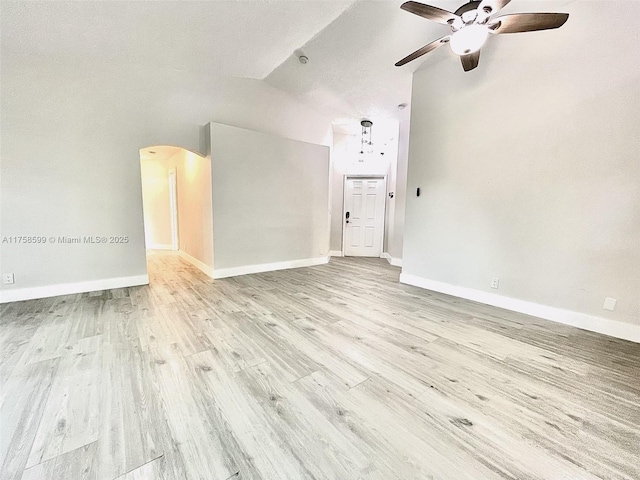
(359, 119, 373, 162)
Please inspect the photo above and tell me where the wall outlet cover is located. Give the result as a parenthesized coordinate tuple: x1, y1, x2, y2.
(2, 273, 15, 285)
(603, 297, 617, 311)
(490, 277, 500, 289)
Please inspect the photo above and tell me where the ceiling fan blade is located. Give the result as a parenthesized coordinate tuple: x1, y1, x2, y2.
(490, 12, 569, 34)
(460, 50, 480, 71)
(395, 36, 450, 67)
(478, 0, 511, 16)
(400, 1, 460, 26)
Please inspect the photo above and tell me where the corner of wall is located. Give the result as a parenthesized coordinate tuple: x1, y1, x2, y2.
(381, 252, 402, 267)
(199, 123, 212, 158)
(178, 250, 214, 279)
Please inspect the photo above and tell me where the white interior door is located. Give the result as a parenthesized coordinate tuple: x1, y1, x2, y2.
(343, 177, 386, 257)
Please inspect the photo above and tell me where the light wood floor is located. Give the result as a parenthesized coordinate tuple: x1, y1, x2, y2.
(1, 253, 639, 480)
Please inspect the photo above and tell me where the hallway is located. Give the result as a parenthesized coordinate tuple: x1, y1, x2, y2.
(1, 253, 639, 479)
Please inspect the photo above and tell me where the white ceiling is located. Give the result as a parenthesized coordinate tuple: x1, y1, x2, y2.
(139, 145, 182, 162)
(1, 0, 353, 79)
(2, 0, 583, 129)
(263, 0, 581, 128)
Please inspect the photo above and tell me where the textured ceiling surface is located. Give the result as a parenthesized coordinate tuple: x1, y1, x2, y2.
(2, 0, 586, 127)
(1, 0, 354, 79)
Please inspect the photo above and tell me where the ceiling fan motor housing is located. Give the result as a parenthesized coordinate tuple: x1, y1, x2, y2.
(455, 1, 483, 18)
(396, 1, 570, 71)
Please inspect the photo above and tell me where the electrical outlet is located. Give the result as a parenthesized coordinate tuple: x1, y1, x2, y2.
(490, 277, 500, 289)
(603, 297, 617, 311)
(2, 273, 15, 285)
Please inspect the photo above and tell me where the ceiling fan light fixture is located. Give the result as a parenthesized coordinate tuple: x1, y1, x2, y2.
(449, 24, 489, 56)
(396, 1, 570, 71)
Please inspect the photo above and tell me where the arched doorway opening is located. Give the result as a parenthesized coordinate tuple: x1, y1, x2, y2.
(139, 145, 214, 277)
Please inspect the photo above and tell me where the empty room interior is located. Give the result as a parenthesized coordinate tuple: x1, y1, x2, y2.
(1, 1, 639, 479)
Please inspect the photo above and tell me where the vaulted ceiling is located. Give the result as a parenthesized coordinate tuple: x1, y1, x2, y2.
(1, 1, 353, 79)
(1, 0, 592, 128)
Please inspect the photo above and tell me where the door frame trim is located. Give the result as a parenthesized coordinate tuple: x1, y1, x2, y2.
(342, 175, 387, 257)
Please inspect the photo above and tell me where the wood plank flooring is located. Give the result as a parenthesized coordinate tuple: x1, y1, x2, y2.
(1, 252, 639, 480)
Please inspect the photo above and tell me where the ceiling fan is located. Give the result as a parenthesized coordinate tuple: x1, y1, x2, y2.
(395, 0, 569, 71)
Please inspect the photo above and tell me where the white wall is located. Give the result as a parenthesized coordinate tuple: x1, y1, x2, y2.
(401, 2, 640, 332)
(329, 128, 401, 255)
(388, 118, 410, 261)
(329, 133, 356, 252)
(383, 132, 400, 258)
(140, 160, 173, 249)
(173, 149, 214, 271)
(0, 59, 333, 301)
(209, 122, 330, 276)
(140, 149, 214, 270)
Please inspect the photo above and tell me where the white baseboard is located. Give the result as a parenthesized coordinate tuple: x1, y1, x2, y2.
(213, 256, 329, 279)
(381, 252, 402, 267)
(0, 274, 150, 304)
(399, 273, 640, 343)
(329, 250, 343, 257)
(178, 250, 214, 278)
(147, 243, 173, 251)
